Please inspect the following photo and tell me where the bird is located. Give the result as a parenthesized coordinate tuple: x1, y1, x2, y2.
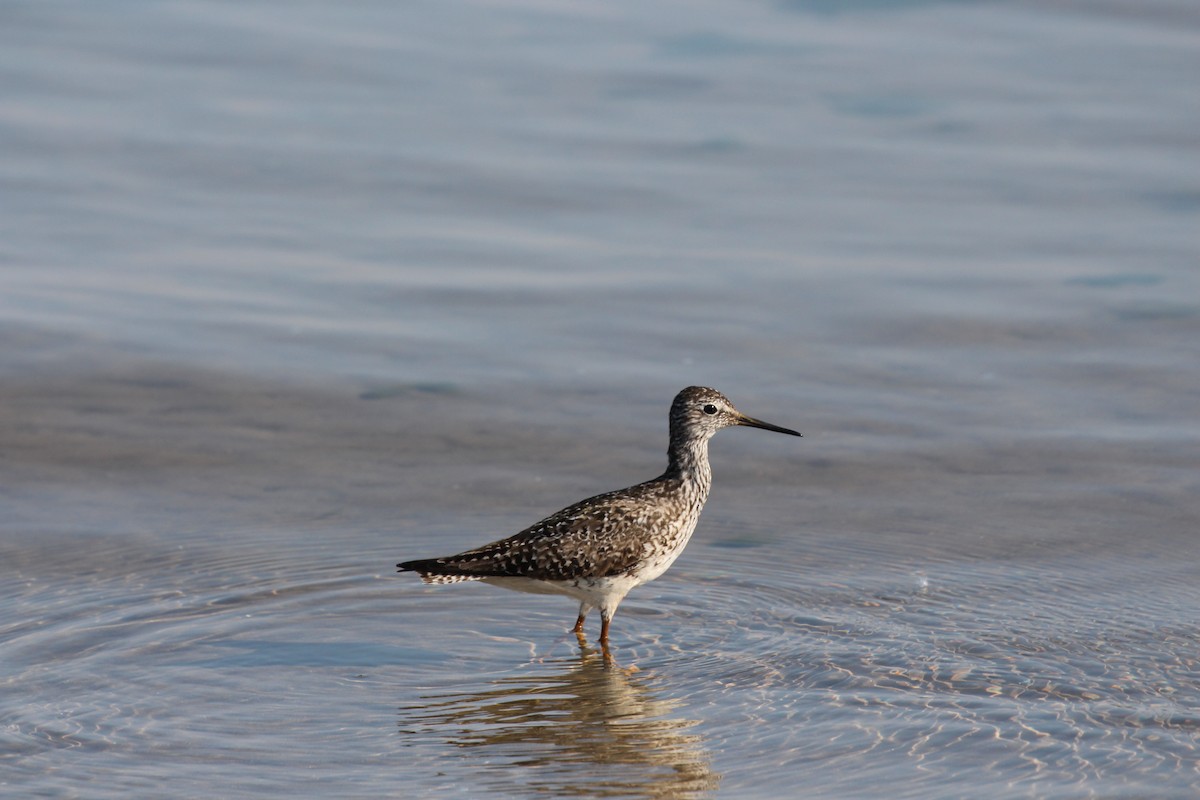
(397, 386, 801, 650)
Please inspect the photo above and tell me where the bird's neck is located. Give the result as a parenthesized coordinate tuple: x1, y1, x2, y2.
(665, 436, 713, 498)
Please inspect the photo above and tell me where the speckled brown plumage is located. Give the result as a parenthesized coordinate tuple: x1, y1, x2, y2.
(397, 386, 801, 648)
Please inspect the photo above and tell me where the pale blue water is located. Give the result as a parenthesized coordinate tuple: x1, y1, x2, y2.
(2, 1, 1198, 797)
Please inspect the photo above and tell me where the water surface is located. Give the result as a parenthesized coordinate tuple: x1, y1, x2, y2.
(2, 1, 1198, 797)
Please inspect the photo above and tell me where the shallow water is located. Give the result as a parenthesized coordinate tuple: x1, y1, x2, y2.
(2, 0, 1199, 797)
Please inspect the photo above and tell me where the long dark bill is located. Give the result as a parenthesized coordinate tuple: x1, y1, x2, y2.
(737, 414, 802, 437)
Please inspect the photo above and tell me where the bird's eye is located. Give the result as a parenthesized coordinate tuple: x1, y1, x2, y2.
(702, 404, 718, 415)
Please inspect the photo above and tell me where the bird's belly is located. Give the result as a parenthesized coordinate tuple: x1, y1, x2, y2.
(482, 574, 642, 609)
(481, 576, 572, 596)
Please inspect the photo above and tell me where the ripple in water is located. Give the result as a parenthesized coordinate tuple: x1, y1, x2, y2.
(624, 544, 1200, 796)
(3, 525, 1197, 798)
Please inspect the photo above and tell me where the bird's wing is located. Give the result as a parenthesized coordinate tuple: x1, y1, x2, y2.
(429, 481, 681, 581)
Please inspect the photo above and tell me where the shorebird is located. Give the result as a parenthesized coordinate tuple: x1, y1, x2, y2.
(397, 386, 801, 649)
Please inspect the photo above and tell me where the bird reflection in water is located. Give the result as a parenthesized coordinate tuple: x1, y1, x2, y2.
(399, 644, 719, 798)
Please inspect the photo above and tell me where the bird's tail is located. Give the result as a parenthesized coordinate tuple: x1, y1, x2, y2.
(396, 558, 483, 585)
